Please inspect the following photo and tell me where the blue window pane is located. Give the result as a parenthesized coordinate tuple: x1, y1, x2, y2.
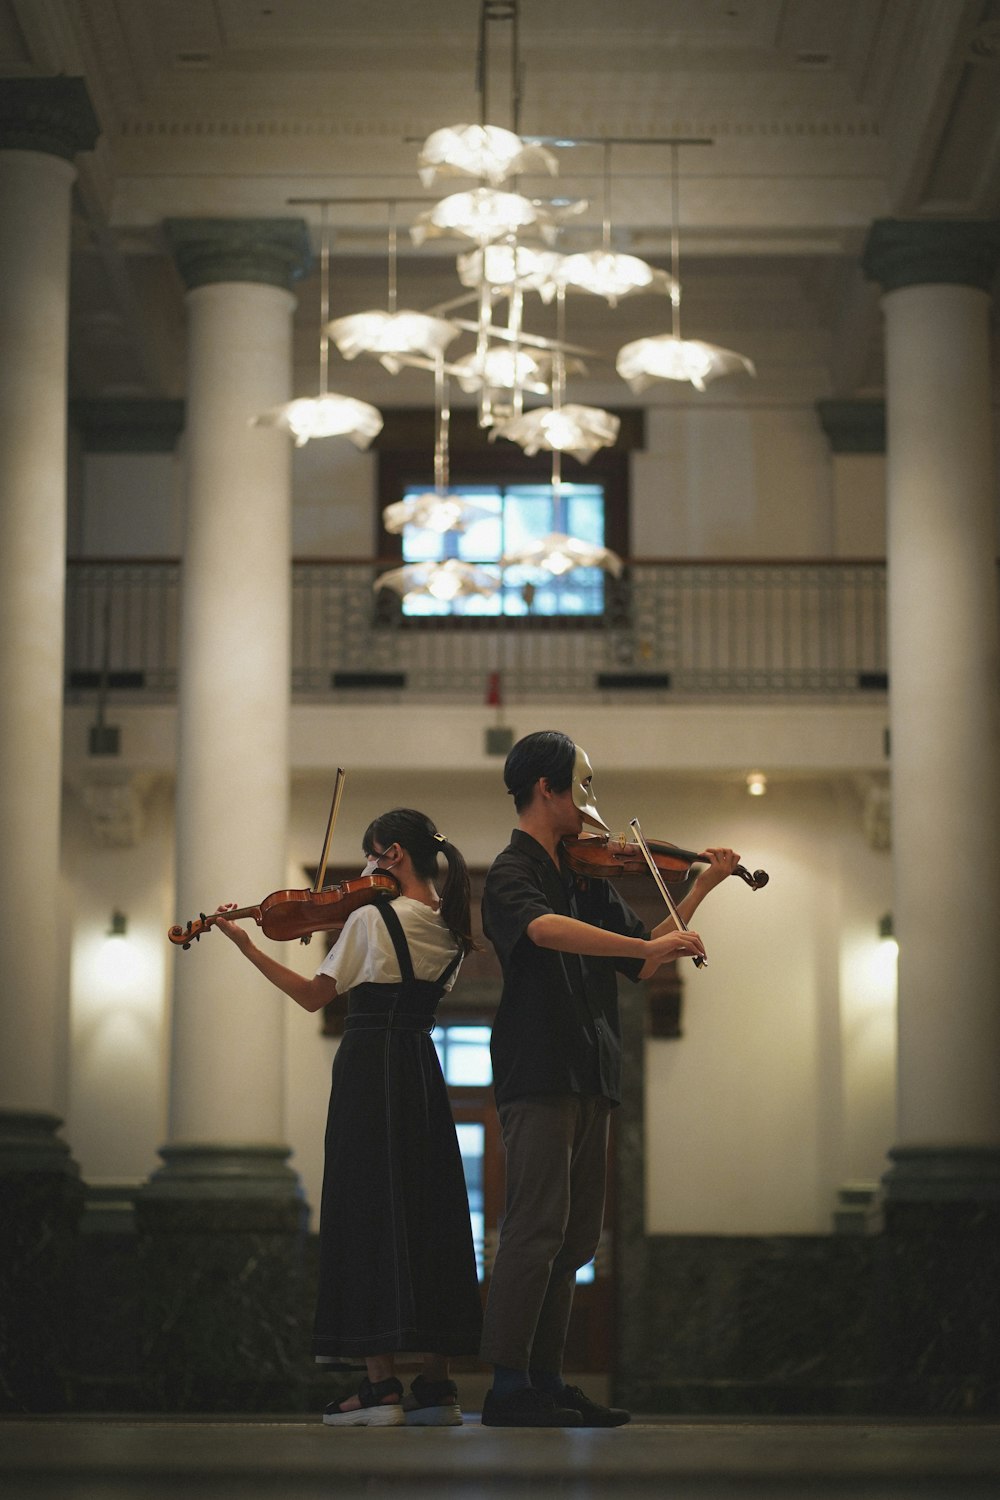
(457, 514, 503, 560)
(397, 482, 606, 618)
(432, 1025, 494, 1086)
(401, 526, 446, 562)
(567, 494, 605, 547)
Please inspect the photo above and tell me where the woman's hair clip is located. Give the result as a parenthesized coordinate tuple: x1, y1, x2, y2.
(433, 832, 448, 845)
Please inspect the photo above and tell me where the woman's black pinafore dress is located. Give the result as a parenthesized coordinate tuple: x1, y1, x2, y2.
(312, 901, 483, 1359)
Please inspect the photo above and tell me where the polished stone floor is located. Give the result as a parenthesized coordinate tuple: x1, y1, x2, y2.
(2, 1416, 1000, 1500)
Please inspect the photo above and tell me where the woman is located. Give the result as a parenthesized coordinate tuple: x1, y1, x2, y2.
(215, 808, 482, 1427)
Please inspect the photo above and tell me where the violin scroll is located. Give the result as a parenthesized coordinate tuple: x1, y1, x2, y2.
(168, 912, 234, 948)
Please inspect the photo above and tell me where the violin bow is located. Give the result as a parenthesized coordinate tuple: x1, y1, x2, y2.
(629, 817, 706, 969)
(301, 767, 346, 945)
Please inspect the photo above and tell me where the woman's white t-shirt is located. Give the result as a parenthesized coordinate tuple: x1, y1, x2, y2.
(316, 896, 462, 995)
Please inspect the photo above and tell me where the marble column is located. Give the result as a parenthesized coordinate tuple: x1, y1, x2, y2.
(0, 78, 100, 1410)
(135, 220, 313, 1410)
(863, 221, 1000, 1412)
(863, 221, 1000, 1201)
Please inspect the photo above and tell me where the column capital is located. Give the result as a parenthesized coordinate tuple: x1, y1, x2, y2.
(815, 398, 885, 454)
(862, 219, 1000, 294)
(165, 217, 312, 292)
(0, 76, 100, 160)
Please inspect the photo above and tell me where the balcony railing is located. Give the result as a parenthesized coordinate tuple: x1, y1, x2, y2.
(65, 557, 889, 703)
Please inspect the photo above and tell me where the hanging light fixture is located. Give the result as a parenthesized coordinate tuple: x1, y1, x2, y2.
(411, 187, 557, 247)
(382, 491, 498, 535)
(418, 124, 557, 187)
(456, 242, 563, 297)
(617, 145, 755, 392)
(374, 558, 501, 606)
(548, 143, 677, 307)
(450, 345, 586, 398)
(494, 286, 619, 460)
(416, 1, 558, 190)
(254, 203, 382, 448)
(496, 403, 619, 462)
(497, 279, 621, 588)
(381, 351, 496, 536)
(503, 533, 623, 578)
(327, 202, 460, 370)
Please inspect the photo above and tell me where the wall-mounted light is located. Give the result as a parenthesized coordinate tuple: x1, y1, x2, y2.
(878, 913, 895, 943)
(746, 771, 767, 797)
(107, 909, 127, 938)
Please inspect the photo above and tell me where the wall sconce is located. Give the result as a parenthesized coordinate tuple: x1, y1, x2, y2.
(107, 909, 127, 938)
(878, 913, 894, 942)
(746, 771, 767, 797)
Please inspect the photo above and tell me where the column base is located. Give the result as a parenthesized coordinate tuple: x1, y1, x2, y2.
(882, 1144, 1000, 1213)
(879, 1144, 1000, 1414)
(134, 1143, 312, 1411)
(0, 1109, 84, 1412)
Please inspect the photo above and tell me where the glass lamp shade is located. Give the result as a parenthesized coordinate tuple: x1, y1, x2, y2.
(451, 347, 550, 395)
(616, 335, 756, 393)
(374, 558, 500, 604)
(494, 404, 620, 462)
(253, 394, 383, 449)
(382, 492, 499, 535)
(418, 125, 558, 187)
(456, 243, 564, 295)
(552, 250, 678, 307)
(327, 310, 460, 363)
(411, 188, 556, 247)
(504, 533, 624, 578)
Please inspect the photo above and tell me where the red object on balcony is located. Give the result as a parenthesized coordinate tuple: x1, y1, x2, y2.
(485, 671, 503, 707)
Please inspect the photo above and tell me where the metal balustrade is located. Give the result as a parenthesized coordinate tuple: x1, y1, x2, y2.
(65, 557, 889, 703)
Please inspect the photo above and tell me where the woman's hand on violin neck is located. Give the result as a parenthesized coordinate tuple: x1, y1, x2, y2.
(694, 847, 741, 889)
(215, 904, 254, 954)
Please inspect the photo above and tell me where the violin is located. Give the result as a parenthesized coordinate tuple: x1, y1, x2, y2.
(561, 832, 768, 892)
(168, 872, 400, 950)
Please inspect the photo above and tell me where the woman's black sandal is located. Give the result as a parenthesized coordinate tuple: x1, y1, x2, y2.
(323, 1375, 405, 1427)
(402, 1373, 462, 1426)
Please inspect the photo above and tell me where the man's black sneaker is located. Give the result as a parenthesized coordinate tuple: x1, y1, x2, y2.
(481, 1386, 583, 1427)
(558, 1385, 631, 1427)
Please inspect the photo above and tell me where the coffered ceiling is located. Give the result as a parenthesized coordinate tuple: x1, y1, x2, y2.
(3, 0, 999, 408)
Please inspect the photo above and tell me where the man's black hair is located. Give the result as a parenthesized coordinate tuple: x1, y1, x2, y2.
(503, 730, 576, 814)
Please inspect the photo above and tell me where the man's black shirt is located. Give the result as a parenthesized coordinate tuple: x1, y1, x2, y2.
(482, 829, 648, 1106)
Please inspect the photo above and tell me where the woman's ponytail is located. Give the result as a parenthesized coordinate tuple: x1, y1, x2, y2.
(362, 808, 476, 956)
(435, 836, 476, 957)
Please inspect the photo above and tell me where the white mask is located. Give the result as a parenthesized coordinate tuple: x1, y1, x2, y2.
(571, 745, 609, 834)
(362, 844, 397, 878)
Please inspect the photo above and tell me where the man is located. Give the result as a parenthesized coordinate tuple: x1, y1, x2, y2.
(479, 730, 739, 1427)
